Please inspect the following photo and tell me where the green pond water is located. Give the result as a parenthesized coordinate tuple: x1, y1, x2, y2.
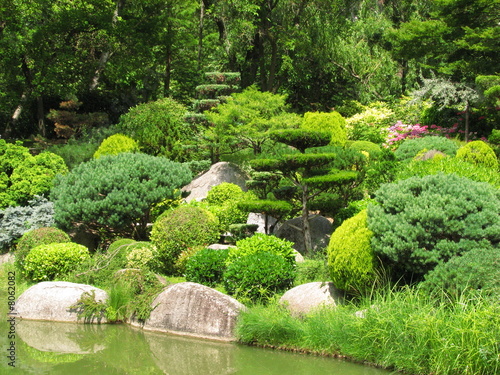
(0, 315, 396, 375)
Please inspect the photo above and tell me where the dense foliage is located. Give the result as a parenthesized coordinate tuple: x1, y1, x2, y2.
(394, 136, 459, 161)
(455, 140, 499, 170)
(185, 247, 229, 287)
(93, 134, 139, 159)
(51, 153, 192, 240)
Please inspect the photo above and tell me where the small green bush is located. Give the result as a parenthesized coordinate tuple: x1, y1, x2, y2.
(295, 258, 329, 285)
(205, 183, 244, 205)
(345, 103, 394, 144)
(394, 136, 458, 161)
(15, 227, 71, 271)
(422, 247, 500, 297)
(301, 111, 347, 146)
(150, 205, 220, 275)
(223, 251, 296, 302)
(125, 242, 160, 271)
(23, 242, 90, 281)
(93, 134, 139, 159)
(185, 247, 229, 287)
(227, 233, 296, 265)
(327, 210, 377, 294)
(456, 140, 499, 170)
(349, 141, 382, 159)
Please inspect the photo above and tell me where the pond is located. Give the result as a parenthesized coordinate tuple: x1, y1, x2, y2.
(0, 314, 394, 375)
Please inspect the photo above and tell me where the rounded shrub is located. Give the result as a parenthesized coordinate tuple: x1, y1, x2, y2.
(93, 134, 139, 159)
(394, 136, 458, 161)
(150, 205, 220, 275)
(368, 173, 500, 281)
(185, 247, 229, 287)
(227, 233, 296, 265)
(205, 182, 244, 205)
(301, 111, 347, 146)
(125, 242, 159, 271)
(23, 242, 90, 281)
(349, 141, 382, 159)
(421, 246, 500, 297)
(327, 210, 377, 294)
(15, 227, 71, 271)
(223, 251, 296, 302)
(456, 140, 499, 170)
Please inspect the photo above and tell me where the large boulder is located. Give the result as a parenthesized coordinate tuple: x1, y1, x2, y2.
(11, 281, 108, 323)
(181, 162, 248, 202)
(246, 213, 277, 234)
(273, 215, 333, 255)
(279, 282, 343, 316)
(139, 282, 245, 341)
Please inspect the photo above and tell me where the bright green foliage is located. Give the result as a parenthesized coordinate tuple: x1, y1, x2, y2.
(23, 243, 90, 282)
(301, 111, 347, 146)
(150, 205, 220, 275)
(107, 238, 137, 269)
(396, 156, 500, 188)
(327, 210, 376, 294)
(125, 242, 159, 271)
(422, 247, 500, 297)
(8, 152, 68, 206)
(394, 136, 459, 161)
(205, 182, 245, 205)
(51, 153, 192, 239)
(0, 140, 31, 175)
(93, 134, 139, 159)
(456, 140, 499, 170)
(349, 141, 382, 159)
(295, 259, 330, 285)
(227, 233, 296, 265)
(368, 173, 500, 281)
(345, 103, 394, 144)
(15, 227, 70, 272)
(223, 251, 296, 302)
(117, 97, 190, 159)
(185, 247, 229, 287)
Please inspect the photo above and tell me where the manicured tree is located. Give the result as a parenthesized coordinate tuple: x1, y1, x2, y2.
(301, 111, 347, 146)
(368, 173, 500, 282)
(50, 153, 192, 241)
(250, 129, 358, 255)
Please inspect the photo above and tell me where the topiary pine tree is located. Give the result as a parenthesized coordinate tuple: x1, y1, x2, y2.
(249, 129, 358, 255)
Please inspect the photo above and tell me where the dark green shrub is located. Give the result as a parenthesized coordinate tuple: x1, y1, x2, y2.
(327, 210, 377, 294)
(421, 247, 500, 297)
(227, 233, 296, 265)
(150, 205, 220, 275)
(0, 196, 55, 251)
(368, 173, 500, 281)
(394, 136, 458, 161)
(51, 153, 192, 240)
(223, 251, 296, 302)
(117, 97, 191, 159)
(15, 227, 70, 271)
(456, 140, 499, 169)
(93, 134, 139, 159)
(333, 198, 376, 230)
(185, 247, 229, 287)
(23, 242, 90, 281)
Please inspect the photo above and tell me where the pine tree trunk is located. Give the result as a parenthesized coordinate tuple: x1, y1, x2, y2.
(301, 185, 312, 256)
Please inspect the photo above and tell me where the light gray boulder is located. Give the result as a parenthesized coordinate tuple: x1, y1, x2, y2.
(273, 215, 333, 255)
(139, 282, 245, 341)
(279, 282, 343, 316)
(246, 212, 278, 234)
(181, 162, 249, 202)
(11, 281, 108, 323)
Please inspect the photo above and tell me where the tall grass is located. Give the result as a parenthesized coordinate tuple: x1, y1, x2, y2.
(236, 286, 500, 375)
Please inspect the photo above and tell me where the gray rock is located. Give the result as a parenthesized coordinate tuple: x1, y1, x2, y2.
(11, 281, 108, 323)
(246, 212, 277, 234)
(293, 250, 305, 263)
(206, 244, 236, 250)
(279, 282, 343, 316)
(182, 162, 249, 202)
(273, 215, 333, 255)
(140, 282, 245, 341)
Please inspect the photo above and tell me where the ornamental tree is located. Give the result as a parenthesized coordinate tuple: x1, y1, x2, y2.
(249, 129, 358, 255)
(50, 153, 192, 240)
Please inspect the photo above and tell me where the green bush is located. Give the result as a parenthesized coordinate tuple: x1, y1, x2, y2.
(301, 111, 347, 146)
(15, 227, 70, 271)
(227, 233, 296, 265)
(345, 103, 394, 144)
(150, 205, 220, 275)
(295, 258, 329, 285)
(394, 136, 459, 161)
(223, 251, 296, 302)
(117, 97, 191, 160)
(368, 173, 500, 281)
(456, 140, 499, 170)
(348, 141, 382, 159)
(50, 153, 192, 240)
(185, 247, 229, 287)
(422, 247, 500, 297)
(93, 134, 139, 159)
(125, 242, 160, 271)
(205, 183, 244, 205)
(23, 242, 90, 281)
(327, 210, 377, 294)
(0, 140, 31, 175)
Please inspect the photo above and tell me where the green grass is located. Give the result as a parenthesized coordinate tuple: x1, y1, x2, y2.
(236, 286, 500, 375)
